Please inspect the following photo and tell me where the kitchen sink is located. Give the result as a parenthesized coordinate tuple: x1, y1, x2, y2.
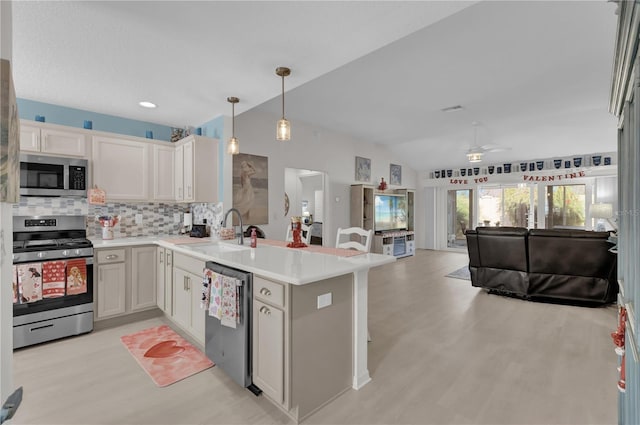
(188, 240, 250, 254)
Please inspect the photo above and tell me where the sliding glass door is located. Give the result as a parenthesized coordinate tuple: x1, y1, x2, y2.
(545, 184, 586, 229)
(447, 189, 473, 249)
(477, 185, 537, 228)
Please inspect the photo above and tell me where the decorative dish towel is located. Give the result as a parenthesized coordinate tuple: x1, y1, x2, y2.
(42, 260, 67, 298)
(208, 272, 223, 320)
(66, 258, 88, 295)
(201, 268, 213, 310)
(220, 276, 240, 329)
(17, 263, 42, 303)
(12, 265, 18, 304)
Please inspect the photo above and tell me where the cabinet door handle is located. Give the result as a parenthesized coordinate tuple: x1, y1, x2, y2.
(259, 306, 271, 316)
(159, 253, 164, 264)
(105, 254, 118, 260)
(183, 276, 187, 291)
(259, 288, 271, 296)
(186, 277, 190, 291)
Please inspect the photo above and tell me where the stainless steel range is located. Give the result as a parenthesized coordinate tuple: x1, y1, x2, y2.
(12, 215, 94, 349)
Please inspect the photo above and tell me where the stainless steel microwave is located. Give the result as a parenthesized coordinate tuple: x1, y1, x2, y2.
(19, 153, 88, 197)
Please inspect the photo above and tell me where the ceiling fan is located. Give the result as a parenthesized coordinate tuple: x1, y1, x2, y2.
(464, 122, 510, 163)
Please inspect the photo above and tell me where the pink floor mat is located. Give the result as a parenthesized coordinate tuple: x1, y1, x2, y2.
(120, 325, 214, 387)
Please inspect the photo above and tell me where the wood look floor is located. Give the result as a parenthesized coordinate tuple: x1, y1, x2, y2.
(12, 250, 617, 425)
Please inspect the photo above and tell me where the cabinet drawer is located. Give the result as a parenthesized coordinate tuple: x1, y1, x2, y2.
(96, 249, 126, 264)
(254, 276, 284, 308)
(173, 252, 205, 275)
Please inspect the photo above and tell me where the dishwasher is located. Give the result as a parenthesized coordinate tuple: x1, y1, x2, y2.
(204, 261, 260, 394)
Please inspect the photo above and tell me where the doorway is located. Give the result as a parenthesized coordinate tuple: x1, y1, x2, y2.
(284, 168, 326, 244)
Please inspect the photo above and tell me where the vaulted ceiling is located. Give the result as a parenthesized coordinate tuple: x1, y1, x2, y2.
(11, 1, 619, 172)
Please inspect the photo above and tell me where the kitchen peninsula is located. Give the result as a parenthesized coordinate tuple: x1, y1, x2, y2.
(92, 236, 395, 422)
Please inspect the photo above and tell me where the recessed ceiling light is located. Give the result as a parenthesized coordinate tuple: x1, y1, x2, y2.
(139, 101, 157, 109)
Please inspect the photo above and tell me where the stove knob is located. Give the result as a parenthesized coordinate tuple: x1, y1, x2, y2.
(62, 250, 70, 257)
(75, 249, 81, 256)
(12, 254, 17, 262)
(37, 252, 46, 259)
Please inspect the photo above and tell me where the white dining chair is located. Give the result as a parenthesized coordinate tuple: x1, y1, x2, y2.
(335, 226, 373, 341)
(335, 227, 373, 253)
(285, 223, 312, 244)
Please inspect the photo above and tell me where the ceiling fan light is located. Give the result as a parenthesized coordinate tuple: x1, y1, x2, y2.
(277, 118, 291, 141)
(467, 152, 483, 163)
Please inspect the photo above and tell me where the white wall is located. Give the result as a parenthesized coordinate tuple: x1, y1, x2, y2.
(232, 109, 417, 247)
(0, 0, 12, 404)
(300, 174, 323, 218)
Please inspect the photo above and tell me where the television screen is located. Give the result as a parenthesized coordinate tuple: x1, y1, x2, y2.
(374, 194, 407, 232)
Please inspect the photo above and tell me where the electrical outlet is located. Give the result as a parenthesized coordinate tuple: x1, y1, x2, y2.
(174, 213, 180, 223)
(317, 292, 332, 309)
(135, 213, 143, 224)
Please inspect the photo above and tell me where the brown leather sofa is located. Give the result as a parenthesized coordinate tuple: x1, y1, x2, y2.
(465, 227, 617, 305)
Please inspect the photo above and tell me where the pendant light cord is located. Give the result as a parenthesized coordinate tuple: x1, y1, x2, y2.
(281, 75, 285, 119)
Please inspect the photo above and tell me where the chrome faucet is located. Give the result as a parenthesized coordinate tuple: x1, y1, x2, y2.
(222, 208, 244, 245)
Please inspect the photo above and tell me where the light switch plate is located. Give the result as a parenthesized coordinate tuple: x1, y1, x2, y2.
(135, 213, 143, 224)
(317, 292, 332, 309)
(174, 213, 180, 223)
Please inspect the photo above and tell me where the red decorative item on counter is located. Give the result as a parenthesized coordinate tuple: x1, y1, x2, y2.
(378, 177, 387, 191)
(287, 216, 307, 248)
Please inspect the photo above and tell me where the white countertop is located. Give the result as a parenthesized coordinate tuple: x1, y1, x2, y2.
(91, 236, 396, 285)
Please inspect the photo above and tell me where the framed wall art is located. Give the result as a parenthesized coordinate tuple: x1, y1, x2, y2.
(232, 153, 269, 225)
(355, 156, 371, 182)
(390, 163, 402, 185)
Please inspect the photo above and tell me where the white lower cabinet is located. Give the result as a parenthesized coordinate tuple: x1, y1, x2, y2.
(130, 246, 157, 311)
(156, 247, 173, 313)
(96, 262, 126, 318)
(95, 249, 126, 319)
(171, 252, 205, 345)
(253, 299, 285, 404)
(94, 246, 157, 320)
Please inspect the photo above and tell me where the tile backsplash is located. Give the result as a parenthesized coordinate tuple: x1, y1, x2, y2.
(13, 197, 225, 239)
(13, 196, 88, 216)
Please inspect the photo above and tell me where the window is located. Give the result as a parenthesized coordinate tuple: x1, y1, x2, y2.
(545, 184, 586, 229)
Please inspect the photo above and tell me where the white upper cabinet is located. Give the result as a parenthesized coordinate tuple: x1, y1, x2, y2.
(20, 121, 88, 157)
(174, 135, 218, 203)
(174, 144, 185, 202)
(153, 144, 176, 201)
(92, 136, 150, 201)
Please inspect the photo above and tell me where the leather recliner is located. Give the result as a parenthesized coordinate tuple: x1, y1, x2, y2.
(465, 227, 617, 305)
(527, 229, 617, 303)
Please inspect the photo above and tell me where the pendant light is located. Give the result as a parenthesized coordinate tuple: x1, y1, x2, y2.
(276, 67, 291, 141)
(227, 97, 239, 155)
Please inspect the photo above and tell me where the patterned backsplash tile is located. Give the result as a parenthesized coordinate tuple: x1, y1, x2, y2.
(13, 197, 225, 239)
(13, 197, 89, 216)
